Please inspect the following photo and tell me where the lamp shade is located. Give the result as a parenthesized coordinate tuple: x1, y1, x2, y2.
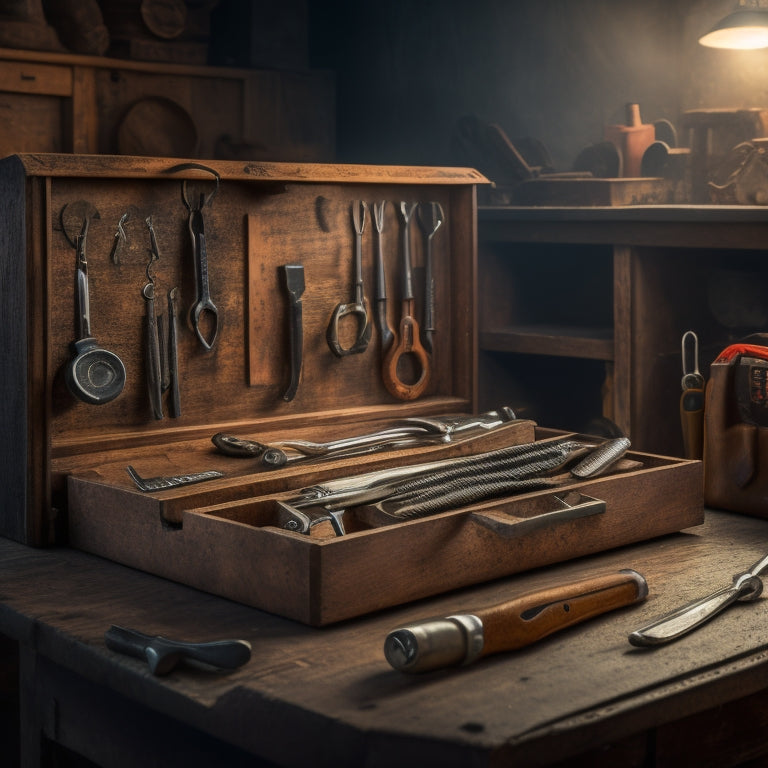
(699, 9, 768, 48)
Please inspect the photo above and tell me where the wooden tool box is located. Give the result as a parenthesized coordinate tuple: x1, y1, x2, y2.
(0, 153, 703, 625)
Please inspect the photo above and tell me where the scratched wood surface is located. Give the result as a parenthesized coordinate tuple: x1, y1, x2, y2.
(4, 511, 768, 767)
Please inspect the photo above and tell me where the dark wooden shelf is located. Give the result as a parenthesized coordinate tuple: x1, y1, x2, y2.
(480, 325, 614, 360)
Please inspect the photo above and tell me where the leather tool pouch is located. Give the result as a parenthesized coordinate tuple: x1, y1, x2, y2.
(704, 333, 768, 515)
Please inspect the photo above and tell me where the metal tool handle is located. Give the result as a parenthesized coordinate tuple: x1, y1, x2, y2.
(74, 227, 91, 340)
(326, 202, 372, 357)
(281, 264, 305, 401)
(105, 625, 251, 676)
(372, 201, 393, 351)
(188, 208, 219, 350)
(167, 288, 181, 418)
(381, 202, 430, 399)
(143, 283, 164, 420)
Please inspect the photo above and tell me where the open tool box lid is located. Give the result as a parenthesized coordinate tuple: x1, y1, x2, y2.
(0, 153, 703, 625)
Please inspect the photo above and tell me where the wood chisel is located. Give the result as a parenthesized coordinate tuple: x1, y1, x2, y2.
(384, 569, 647, 672)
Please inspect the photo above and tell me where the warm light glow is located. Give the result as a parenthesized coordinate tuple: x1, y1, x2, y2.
(699, 10, 768, 49)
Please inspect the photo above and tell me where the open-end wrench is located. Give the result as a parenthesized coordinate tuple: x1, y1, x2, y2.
(416, 201, 444, 355)
(326, 201, 372, 357)
(382, 202, 431, 400)
(187, 198, 219, 351)
(372, 200, 394, 351)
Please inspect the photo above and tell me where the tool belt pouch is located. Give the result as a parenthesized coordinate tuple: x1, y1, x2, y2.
(704, 334, 768, 516)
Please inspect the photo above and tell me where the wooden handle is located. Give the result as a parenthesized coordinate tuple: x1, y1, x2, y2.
(477, 570, 647, 657)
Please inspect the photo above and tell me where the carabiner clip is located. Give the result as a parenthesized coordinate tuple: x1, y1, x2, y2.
(681, 330, 704, 391)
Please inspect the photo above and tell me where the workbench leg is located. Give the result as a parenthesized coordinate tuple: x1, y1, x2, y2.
(18, 644, 44, 768)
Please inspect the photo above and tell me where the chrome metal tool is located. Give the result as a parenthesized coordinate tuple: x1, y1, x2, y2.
(416, 201, 444, 354)
(628, 551, 768, 646)
(105, 625, 251, 676)
(64, 216, 127, 405)
(326, 200, 372, 356)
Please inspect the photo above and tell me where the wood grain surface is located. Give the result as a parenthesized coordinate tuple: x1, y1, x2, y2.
(4, 511, 768, 766)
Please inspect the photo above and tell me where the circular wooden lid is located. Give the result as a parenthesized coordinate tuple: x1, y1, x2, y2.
(117, 97, 198, 158)
(140, 0, 187, 39)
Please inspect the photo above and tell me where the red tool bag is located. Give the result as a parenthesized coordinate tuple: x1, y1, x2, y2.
(704, 333, 768, 516)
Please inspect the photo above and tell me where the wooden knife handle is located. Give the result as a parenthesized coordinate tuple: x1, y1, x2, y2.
(478, 569, 648, 656)
(384, 570, 647, 673)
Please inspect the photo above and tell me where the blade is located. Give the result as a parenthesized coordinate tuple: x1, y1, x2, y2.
(628, 574, 762, 647)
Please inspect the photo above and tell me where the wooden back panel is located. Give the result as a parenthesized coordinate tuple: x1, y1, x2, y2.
(0, 153, 486, 544)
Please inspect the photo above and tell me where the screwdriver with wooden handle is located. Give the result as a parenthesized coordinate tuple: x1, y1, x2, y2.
(384, 569, 648, 673)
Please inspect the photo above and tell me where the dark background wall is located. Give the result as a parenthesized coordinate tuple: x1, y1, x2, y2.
(307, 0, 768, 169)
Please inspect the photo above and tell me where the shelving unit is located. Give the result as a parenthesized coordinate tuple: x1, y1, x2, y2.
(477, 205, 768, 456)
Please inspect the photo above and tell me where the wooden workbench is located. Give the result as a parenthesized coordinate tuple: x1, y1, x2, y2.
(4, 510, 768, 767)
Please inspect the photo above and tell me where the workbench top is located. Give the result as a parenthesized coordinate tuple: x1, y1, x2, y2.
(4, 510, 768, 767)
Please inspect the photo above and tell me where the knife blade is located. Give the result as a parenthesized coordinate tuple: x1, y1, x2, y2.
(384, 569, 647, 673)
(628, 551, 768, 647)
(105, 625, 251, 675)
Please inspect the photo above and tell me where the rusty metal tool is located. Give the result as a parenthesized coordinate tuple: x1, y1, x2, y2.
(109, 211, 129, 265)
(105, 625, 251, 676)
(327, 200, 372, 356)
(126, 466, 224, 492)
(167, 287, 181, 417)
(142, 217, 163, 419)
(183, 180, 219, 351)
(385, 569, 648, 672)
(416, 201, 444, 354)
(372, 200, 393, 351)
(382, 202, 431, 400)
(64, 217, 127, 405)
(280, 264, 305, 401)
(629, 551, 768, 647)
(142, 282, 164, 420)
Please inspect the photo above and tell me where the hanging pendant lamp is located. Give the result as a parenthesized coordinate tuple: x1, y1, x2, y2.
(699, 3, 768, 49)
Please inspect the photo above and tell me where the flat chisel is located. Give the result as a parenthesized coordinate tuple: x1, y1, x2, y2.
(384, 569, 647, 672)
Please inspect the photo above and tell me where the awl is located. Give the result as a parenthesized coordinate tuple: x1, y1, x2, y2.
(384, 569, 647, 673)
(280, 264, 305, 401)
(105, 625, 252, 676)
(628, 551, 768, 647)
